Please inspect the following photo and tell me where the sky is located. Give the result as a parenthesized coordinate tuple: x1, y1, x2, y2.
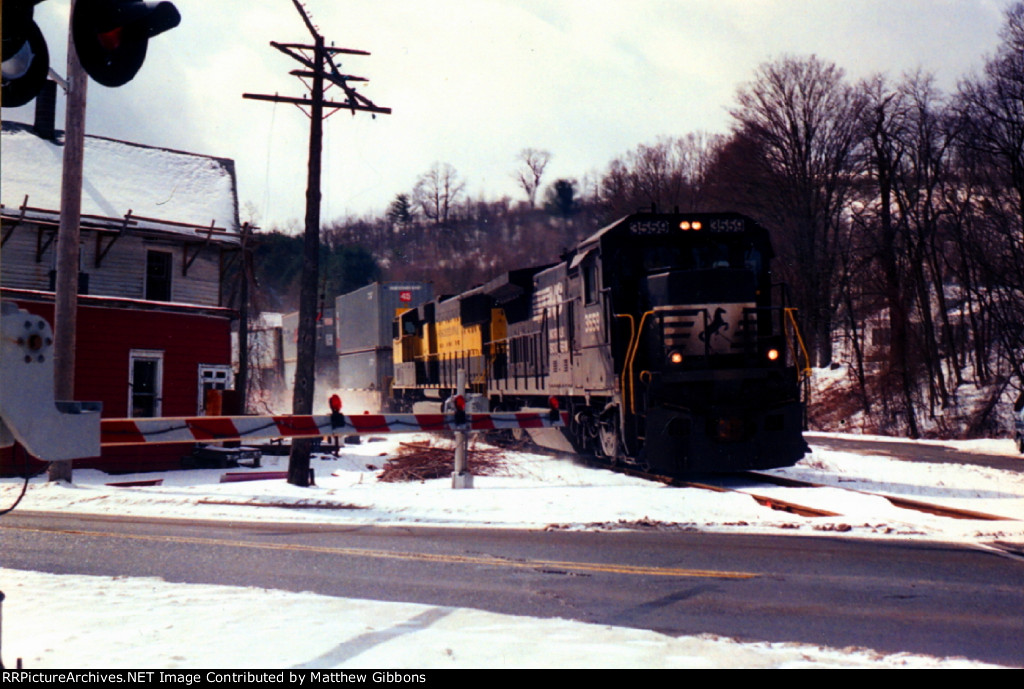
(1, 0, 1015, 231)
(2, 432, 1021, 668)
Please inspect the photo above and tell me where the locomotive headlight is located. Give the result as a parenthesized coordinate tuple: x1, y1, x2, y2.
(678, 220, 702, 231)
(669, 350, 684, 365)
(766, 348, 780, 362)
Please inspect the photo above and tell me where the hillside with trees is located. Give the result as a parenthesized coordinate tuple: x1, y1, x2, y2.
(246, 2, 1024, 441)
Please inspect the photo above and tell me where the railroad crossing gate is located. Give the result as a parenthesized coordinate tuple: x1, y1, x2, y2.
(0, 302, 563, 461)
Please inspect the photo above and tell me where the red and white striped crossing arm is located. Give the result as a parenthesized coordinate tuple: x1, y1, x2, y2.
(2, 301, 566, 458)
(100, 410, 568, 447)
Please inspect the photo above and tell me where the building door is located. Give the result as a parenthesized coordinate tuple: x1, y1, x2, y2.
(129, 350, 164, 417)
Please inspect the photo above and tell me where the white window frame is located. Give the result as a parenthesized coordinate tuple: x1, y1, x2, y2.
(197, 364, 234, 414)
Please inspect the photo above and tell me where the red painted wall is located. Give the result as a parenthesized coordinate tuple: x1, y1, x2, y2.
(2, 298, 232, 474)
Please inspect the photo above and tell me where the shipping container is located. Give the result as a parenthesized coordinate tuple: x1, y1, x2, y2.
(335, 282, 433, 353)
(334, 282, 432, 402)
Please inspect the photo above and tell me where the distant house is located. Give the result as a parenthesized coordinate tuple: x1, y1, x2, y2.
(0, 113, 242, 474)
(235, 311, 287, 411)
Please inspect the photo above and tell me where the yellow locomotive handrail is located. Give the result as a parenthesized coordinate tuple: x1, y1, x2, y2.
(620, 310, 654, 416)
(614, 313, 635, 413)
(784, 307, 812, 383)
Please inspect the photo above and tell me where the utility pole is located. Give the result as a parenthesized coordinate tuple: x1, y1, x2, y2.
(243, 0, 390, 486)
(50, 0, 89, 483)
(236, 223, 254, 415)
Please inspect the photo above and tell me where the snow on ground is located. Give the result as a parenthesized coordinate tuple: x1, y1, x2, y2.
(5, 433, 1023, 539)
(2, 434, 1022, 669)
(0, 568, 993, 670)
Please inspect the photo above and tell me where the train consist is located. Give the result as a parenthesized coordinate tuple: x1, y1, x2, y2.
(386, 211, 810, 473)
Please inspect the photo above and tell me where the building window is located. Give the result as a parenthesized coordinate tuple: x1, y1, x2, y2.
(47, 239, 89, 294)
(129, 350, 164, 418)
(198, 364, 233, 415)
(146, 251, 173, 301)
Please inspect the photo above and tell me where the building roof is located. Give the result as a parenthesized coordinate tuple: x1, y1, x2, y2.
(1, 121, 240, 241)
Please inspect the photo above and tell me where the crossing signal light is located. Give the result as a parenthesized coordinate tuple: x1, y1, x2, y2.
(1, 0, 180, 108)
(1, 1, 50, 108)
(328, 394, 345, 430)
(73, 0, 180, 87)
(453, 395, 467, 425)
(548, 396, 560, 423)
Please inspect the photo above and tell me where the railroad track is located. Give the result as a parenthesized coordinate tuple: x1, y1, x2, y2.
(741, 471, 1016, 522)
(486, 438, 1018, 523)
(603, 463, 1016, 522)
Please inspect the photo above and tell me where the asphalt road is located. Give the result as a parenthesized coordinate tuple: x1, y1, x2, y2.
(2, 510, 1023, 666)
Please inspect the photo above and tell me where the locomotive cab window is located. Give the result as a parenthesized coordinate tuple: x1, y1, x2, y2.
(583, 260, 600, 305)
(643, 239, 763, 274)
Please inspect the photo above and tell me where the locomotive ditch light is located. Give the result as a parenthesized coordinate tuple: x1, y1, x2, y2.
(669, 350, 684, 365)
(766, 348, 780, 362)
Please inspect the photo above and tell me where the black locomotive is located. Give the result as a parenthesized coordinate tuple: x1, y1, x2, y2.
(392, 211, 809, 473)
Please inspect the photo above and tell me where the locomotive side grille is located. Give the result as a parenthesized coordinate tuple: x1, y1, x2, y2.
(661, 309, 701, 346)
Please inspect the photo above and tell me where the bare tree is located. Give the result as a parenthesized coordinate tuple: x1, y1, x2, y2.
(954, 1, 1024, 395)
(855, 74, 921, 436)
(957, 4, 1024, 230)
(729, 55, 866, 367)
(598, 133, 724, 218)
(893, 74, 960, 412)
(414, 162, 465, 228)
(514, 148, 552, 208)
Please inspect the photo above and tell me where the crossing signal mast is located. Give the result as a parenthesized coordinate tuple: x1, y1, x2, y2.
(3, 0, 180, 483)
(1, 0, 180, 107)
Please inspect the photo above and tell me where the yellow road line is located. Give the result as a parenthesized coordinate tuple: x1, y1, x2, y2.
(4, 525, 758, 579)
